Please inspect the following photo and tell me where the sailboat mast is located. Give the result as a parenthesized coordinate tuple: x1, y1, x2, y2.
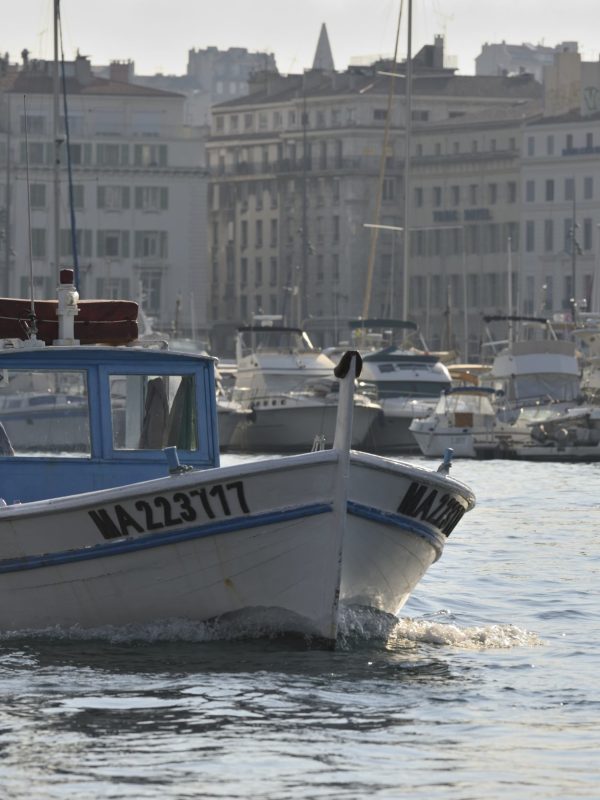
(53, 0, 61, 284)
(401, 0, 413, 322)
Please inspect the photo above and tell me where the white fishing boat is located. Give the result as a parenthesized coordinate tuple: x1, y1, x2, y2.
(0, 274, 475, 642)
(228, 321, 382, 452)
(409, 386, 532, 458)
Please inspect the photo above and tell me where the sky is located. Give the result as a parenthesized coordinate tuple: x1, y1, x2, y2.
(2, 0, 599, 77)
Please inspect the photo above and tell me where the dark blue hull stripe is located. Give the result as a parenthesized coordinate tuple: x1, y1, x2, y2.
(347, 501, 445, 553)
(0, 503, 333, 575)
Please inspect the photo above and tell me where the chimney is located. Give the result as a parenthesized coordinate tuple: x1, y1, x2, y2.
(109, 60, 132, 83)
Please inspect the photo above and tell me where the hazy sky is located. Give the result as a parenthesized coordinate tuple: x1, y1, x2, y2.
(3, 0, 599, 77)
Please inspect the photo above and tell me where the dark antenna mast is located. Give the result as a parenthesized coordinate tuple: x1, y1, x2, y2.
(23, 95, 39, 340)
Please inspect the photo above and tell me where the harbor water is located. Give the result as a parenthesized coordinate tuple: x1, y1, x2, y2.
(0, 456, 598, 799)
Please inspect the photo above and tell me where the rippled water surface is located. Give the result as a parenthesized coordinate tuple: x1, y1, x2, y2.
(1, 457, 599, 799)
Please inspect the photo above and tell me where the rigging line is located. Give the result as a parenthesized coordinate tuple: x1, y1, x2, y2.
(362, 0, 404, 320)
(58, 3, 80, 291)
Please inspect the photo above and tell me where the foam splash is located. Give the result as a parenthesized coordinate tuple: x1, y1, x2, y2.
(0, 611, 542, 650)
(389, 617, 543, 649)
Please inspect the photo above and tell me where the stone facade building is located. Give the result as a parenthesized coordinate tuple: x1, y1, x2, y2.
(0, 52, 208, 336)
(206, 39, 542, 356)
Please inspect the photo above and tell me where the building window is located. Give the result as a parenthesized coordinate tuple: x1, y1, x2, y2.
(525, 220, 535, 252)
(255, 258, 263, 286)
(134, 144, 166, 167)
(255, 220, 263, 248)
(586, 132, 593, 149)
(469, 184, 478, 205)
(374, 109, 388, 121)
(546, 135, 554, 155)
(527, 136, 535, 156)
(414, 187, 423, 207)
(98, 230, 130, 258)
(566, 133, 573, 150)
(507, 181, 517, 203)
(451, 185, 460, 206)
(545, 179, 554, 202)
(565, 177, 575, 201)
(544, 219, 554, 252)
(382, 177, 395, 201)
(139, 270, 162, 315)
(98, 185, 130, 211)
(244, 113, 254, 131)
(583, 218, 592, 251)
(488, 183, 498, 205)
(490, 138, 497, 151)
(135, 186, 167, 211)
(584, 176, 594, 200)
(332, 216, 340, 243)
(433, 186, 442, 207)
(134, 231, 167, 259)
(20, 114, 46, 135)
(30, 184, 46, 209)
(525, 180, 535, 202)
(412, 110, 429, 122)
(31, 228, 46, 258)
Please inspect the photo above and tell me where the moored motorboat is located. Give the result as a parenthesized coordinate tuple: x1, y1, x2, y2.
(227, 321, 381, 452)
(409, 386, 532, 459)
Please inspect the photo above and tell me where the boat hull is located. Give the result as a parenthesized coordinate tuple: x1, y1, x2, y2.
(0, 450, 474, 640)
(228, 402, 379, 452)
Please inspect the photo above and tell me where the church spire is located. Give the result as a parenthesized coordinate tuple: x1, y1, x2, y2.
(312, 23, 335, 72)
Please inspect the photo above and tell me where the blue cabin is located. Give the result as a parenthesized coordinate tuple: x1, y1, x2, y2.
(0, 344, 219, 504)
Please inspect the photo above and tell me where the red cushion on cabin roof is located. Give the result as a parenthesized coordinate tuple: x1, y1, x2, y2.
(0, 298, 139, 345)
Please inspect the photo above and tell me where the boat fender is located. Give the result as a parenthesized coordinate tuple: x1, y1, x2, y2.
(334, 350, 363, 379)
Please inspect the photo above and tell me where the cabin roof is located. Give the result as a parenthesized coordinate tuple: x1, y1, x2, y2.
(0, 345, 215, 367)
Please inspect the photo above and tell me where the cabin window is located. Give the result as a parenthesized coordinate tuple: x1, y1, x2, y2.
(0, 370, 90, 456)
(109, 374, 198, 451)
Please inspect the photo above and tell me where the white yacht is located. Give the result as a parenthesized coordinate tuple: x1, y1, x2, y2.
(227, 322, 381, 452)
(481, 315, 582, 422)
(349, 320, 452, 453)
(409, 386, 532, 459)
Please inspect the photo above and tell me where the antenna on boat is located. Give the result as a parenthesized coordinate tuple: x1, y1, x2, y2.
(22, 94, 42, 346)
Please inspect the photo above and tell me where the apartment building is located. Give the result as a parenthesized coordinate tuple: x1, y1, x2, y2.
(0, 53, 208, 335)
(520, 51, 600, 324)
(206, 40, 541, 355)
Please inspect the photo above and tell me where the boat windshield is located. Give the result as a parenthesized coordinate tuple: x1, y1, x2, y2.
(239, 329, 314, 356)
(110, 373, 198, 451)
(373, 379, 451, 399)
(438, 391, 495, 415)
(0, 369, 90, 456)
